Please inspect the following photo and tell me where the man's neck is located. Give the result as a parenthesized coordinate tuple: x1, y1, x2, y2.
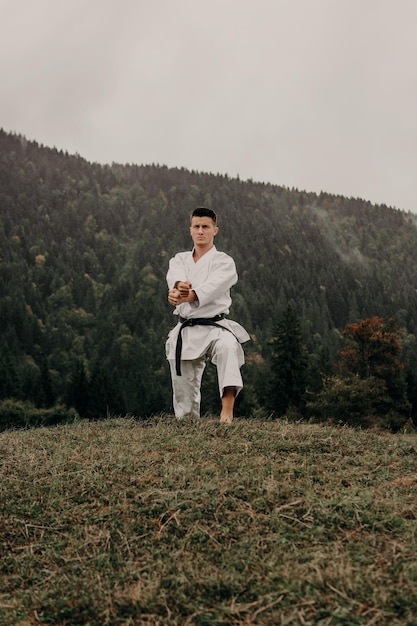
(193, 243, 214, 261)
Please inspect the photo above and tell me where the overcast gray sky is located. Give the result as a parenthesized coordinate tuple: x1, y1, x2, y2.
(1, 0, 416, 212)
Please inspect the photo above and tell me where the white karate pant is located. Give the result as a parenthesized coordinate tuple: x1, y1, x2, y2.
(168, 331, 244, 419)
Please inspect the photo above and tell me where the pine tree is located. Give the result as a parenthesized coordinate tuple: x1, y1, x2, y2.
(87, 360, 125, 418)
(37, 359, 55, 408)
(0, 343, 19, 399)
(268, 303, 308, 416)
(65, 359, 89, 417)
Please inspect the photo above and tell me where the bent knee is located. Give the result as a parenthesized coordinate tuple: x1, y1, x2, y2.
(213, 334, 239, 355)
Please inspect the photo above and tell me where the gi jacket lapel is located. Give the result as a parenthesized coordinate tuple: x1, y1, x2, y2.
(188, 246, 216, 286)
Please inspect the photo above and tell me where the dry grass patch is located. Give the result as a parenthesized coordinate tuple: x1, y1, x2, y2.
(0, 417, 416, 625)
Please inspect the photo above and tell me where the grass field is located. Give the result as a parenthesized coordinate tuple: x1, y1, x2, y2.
(0, 416, 416, 626)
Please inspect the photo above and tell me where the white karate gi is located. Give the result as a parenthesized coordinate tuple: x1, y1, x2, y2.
(166, 246, 250, 418)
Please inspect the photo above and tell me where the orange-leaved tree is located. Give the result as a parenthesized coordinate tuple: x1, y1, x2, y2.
(308, 316, 410, 430)
(337, 316, 404, 381)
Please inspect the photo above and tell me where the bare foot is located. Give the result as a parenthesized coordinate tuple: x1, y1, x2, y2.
(219, 412, 233, 424)
(220, 386, 236, 424)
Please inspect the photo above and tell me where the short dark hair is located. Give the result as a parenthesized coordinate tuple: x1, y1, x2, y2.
(191, 207, 217, 224)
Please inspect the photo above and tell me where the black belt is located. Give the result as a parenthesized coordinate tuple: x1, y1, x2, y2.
(175, 313, 231, 376)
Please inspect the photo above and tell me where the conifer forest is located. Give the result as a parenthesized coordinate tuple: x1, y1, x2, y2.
(1, 129, 417, 429)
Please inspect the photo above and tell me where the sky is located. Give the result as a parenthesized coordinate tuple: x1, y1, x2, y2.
(1, 0, 416, 213)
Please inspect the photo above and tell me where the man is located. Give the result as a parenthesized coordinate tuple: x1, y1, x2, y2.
(166, 207, 250, 423)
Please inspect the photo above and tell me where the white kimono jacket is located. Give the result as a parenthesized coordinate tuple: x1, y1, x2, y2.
(166, 246, 250, 362)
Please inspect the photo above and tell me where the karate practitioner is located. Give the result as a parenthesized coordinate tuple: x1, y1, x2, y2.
(166, 207, 250, 423)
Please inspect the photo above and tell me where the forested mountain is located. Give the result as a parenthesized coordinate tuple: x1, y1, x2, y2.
(1, 128, 417, 421)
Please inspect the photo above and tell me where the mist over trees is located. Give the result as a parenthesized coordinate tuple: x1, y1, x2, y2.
(1, 129, 416, 428)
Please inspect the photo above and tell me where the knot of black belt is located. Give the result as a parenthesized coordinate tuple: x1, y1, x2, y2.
(175, 313, 227, 376)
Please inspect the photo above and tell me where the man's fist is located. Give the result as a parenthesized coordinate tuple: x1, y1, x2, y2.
(177, 281, 192, 297)
(168, 281, 197, 306)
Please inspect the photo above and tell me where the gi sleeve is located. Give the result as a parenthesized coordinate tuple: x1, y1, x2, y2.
(193, 253, 237, 307)
(166, 253, 187, 289)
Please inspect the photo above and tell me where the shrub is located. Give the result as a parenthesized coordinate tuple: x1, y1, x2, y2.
(0, 399, 78, 431)
(307, 375, 409, 431)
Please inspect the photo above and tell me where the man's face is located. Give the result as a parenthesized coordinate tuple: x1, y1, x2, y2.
(190, 216, 218, 247)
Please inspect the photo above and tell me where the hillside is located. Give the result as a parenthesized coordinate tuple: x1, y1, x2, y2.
(1, 129, 417, 420)
(1, 417, 416, 625)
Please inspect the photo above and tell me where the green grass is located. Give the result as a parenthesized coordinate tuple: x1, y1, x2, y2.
(1, 416, 416, 625)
